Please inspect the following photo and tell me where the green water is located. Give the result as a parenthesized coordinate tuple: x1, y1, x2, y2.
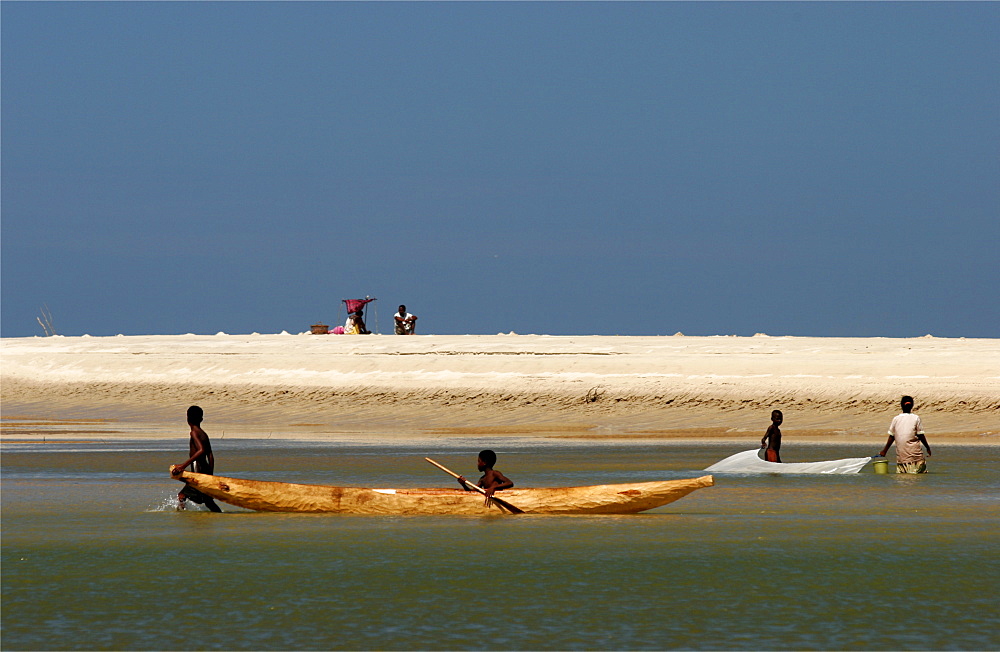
(2, 440, 998, 650)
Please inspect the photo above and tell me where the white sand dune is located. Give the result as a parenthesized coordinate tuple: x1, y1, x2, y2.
(2, 333, 997, 440)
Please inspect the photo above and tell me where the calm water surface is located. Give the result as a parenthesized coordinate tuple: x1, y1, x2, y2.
(2, 439, 998, 650)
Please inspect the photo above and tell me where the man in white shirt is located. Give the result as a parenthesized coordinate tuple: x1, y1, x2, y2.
(878, 395, 932, 473)
(394, 305, 418, 335)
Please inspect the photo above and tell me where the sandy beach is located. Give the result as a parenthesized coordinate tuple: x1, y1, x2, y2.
(2, 333, 997, 443)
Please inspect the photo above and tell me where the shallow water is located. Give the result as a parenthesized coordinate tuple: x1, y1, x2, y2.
(2, 439, 998, 650)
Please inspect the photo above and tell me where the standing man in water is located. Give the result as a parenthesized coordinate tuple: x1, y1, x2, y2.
(170, 405, 222, 512)
(878, 395, 932, 474)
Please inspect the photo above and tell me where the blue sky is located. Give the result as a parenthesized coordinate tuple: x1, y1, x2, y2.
(3, 2, 997, 338)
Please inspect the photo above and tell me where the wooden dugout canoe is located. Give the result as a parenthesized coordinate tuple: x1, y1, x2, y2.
(173, 470, 714, 515)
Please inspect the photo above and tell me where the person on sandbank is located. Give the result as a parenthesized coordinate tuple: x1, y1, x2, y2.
(394, 304, 418, 335)
(345, 310, 370, 335)
(456, 449, 514, 503)
(878, 395, 932, 474)
(170, 405, 222, 512)
(760, 409, 783, 463)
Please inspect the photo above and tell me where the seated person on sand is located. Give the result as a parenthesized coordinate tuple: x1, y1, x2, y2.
(456, 449, 514, 502)
(760, 409, 783, 463)
(344, 310, 370, 335)
(394, 304, 418, 335)
(170, 405, 222, 512)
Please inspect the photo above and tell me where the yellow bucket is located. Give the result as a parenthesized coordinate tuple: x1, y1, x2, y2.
(873, 459, 890, 474)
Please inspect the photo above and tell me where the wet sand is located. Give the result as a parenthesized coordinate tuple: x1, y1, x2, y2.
(2, 333, 997, 444)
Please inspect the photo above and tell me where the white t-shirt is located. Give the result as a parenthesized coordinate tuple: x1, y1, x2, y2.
(888, 412, 925, 463)
(395, 313, 415, 333)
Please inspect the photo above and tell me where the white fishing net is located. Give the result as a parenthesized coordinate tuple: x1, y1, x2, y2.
(704, 449, 873, 474)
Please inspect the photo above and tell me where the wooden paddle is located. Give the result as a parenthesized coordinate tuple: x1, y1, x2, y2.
(424, 457, 524, 514)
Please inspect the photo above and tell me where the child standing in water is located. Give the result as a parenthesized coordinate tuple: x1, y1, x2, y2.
(170, 405, 222, 512)
(761, 409, 783, 463)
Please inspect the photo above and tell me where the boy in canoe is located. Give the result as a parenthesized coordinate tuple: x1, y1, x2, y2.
(170, 405, 222, 512)
(456, 449, 514, 500)
(760, 409, 783, 463)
